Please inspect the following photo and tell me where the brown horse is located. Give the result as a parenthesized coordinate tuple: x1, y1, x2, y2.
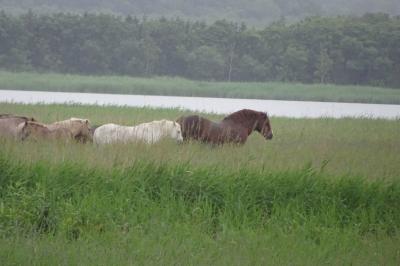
(176, 109, 273, 145)
(0, 114, 36, 139)
(48, 118, 92, 143)
(16, 121, 73, 142)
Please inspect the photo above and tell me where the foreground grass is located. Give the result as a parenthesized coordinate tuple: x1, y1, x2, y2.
(0, 103, 399, 264)
(1, 71, 400, 104)
(1, 221, 399, 265)
(0, 147, 399, 265)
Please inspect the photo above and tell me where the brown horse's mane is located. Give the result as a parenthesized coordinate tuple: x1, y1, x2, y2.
(222, 109, 264, 123)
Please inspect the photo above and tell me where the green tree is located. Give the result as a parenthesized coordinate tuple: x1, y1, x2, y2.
(282, 44, 308, 82)
(315, 46, 333, 83)
(234, 55, 267, 81)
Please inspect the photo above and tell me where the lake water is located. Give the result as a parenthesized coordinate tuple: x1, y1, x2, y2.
(1, 89, 400, 119)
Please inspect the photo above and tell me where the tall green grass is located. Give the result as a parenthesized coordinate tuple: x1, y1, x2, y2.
(1, 71, 400, 104)
(1, 153, 399, 234)
(0, 103, 399, 264)
(0, 148, 399, 264)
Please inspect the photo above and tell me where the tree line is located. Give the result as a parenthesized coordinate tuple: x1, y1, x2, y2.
(0, 12, 399, 87)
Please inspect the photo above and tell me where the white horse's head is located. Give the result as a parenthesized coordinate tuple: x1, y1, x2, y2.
(165, 120, 183, 143)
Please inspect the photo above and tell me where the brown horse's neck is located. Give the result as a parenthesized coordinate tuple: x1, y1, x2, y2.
(27, 124, 51, 138)
(222, 109, 261, 135)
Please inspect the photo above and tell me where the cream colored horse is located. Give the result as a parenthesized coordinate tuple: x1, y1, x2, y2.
(49, 118, 92, 143)
(17, 121, 73, 142)
(94, 119, 183, 145)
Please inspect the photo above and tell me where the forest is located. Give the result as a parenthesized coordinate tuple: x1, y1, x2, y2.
(0, 12, 399, 87)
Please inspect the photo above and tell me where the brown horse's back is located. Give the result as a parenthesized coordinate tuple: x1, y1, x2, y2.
(177, 115, 247, 145)
(207, 121, 247, 144)
(0, 115, 36, 139)
(0, 114, 18, 119)
(0, 114, 36, 121)
(52, 128, 74, 141)
(21, 122, 74, 142)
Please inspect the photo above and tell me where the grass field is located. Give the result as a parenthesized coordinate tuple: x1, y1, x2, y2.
(0, 103, 400, 265)
(1, 71, 400, 104)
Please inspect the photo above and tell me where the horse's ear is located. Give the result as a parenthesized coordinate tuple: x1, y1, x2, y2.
(85, 119, 89, 124)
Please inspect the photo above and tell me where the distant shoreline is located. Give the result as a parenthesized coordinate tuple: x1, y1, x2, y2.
(1, 71, 400, 105)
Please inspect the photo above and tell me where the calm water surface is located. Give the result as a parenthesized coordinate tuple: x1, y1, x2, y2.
(1, 90, 400, 119)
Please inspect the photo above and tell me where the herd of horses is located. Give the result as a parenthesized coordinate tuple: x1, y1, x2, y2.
(0, 109, 273, 145)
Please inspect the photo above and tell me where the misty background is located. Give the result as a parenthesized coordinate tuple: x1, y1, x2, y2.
(1, 0, 400, 26)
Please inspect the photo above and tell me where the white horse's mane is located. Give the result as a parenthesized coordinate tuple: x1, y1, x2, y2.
(52, 117, 90, 125)
(70, 117, 89, 122)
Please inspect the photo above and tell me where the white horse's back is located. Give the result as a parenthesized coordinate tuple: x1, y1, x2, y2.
(93, 120, 182, 145)
(93, 123, 132, 144)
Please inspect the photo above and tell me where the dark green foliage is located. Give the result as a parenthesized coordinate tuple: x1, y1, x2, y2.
(0, 12, 400, 87)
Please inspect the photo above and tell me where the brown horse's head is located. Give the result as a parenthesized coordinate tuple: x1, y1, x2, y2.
(17, 121, 47, 141)
(52, 118, 92, 143)
(255, 112, 273, 140)
(223, 109, 273, 141)
(16, 121, 31, 141)
(71, 119, 92, 143)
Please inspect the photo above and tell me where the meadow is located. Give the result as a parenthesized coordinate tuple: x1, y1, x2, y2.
(1, 71, 400, 104)
(0, 102, 400, 265)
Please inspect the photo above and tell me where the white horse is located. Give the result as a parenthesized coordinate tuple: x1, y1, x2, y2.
(93, 119, 183, 145)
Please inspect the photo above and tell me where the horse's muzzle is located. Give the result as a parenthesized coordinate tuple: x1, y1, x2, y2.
(265, 132, 273, 140)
